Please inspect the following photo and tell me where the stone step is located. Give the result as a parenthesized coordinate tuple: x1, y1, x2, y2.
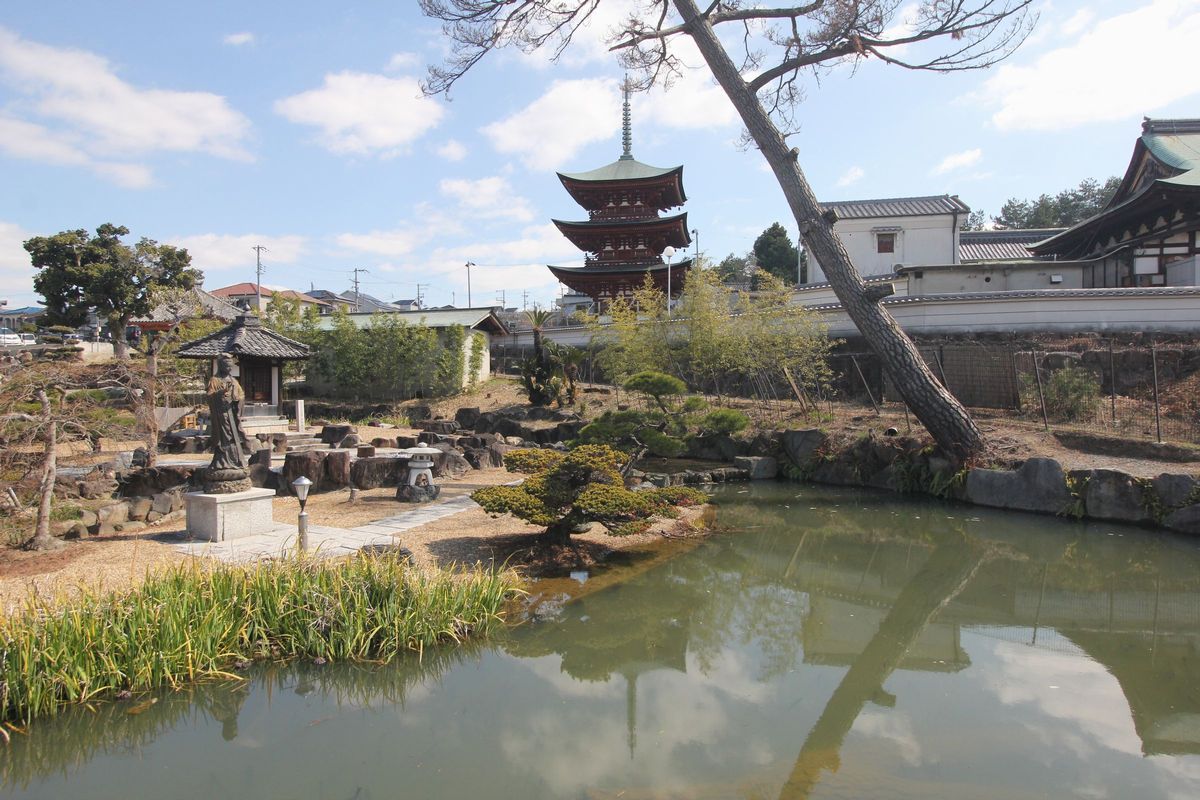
(286, 442, 328, 453)
(286, 436, 322, 446)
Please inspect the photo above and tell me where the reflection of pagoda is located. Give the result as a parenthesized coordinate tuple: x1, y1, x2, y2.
(548, 82, 692, 308)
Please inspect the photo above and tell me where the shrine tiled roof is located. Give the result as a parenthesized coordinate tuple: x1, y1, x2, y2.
(175, 314, 311, 360)
(959, 229, 1065, 262)
(820, 195, 971, 219)
(132, 287, 242, 324)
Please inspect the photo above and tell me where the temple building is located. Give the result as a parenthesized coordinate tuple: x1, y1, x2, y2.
(1032, 118, 1200, 287)
(548, 85, 692, 309)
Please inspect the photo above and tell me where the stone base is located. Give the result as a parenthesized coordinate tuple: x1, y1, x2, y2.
(185, 487, 288, 542)
(396, 484, 440, 503)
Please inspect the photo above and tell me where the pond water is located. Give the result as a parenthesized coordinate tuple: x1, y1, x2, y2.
(7, 483, 1200, 799)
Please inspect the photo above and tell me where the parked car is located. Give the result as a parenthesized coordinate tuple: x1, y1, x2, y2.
(18, 333, 36, 346)
(0, 327, 21, 346)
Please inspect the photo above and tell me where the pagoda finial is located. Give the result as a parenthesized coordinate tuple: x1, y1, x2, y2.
(620, 75, 633, 160)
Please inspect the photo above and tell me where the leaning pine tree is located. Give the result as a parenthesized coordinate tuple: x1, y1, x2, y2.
(419, 0, 1037, 462)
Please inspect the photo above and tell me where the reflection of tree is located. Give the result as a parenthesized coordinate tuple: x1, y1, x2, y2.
(0, 648, 476, 789)
(779, 534, 987, 799)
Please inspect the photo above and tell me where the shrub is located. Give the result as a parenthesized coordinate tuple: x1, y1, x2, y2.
(474, 443, 706, 542)
(700, 408, 749, 435)
(1023, 364, 1101, 422)
(503, 448, 566, 474)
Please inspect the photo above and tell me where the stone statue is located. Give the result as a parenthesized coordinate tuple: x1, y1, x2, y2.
(205, 353, 251, 493)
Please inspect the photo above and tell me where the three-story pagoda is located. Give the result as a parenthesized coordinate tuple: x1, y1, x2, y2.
(548, 86, 692, 307)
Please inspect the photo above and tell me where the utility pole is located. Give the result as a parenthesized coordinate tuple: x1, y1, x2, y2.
(251, 245, 268, 312)
(692, 228, 700, 263)
(495, 289, 506, 307)
(350, 268, 369, 312)
(416, 283, 429, 309)
(465, 261, 475, 307)
(522, 290, 529, 310)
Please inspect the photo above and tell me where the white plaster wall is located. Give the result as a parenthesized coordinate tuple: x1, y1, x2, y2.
(809, 214, 959, 282)
(909, 265, 1084, 294)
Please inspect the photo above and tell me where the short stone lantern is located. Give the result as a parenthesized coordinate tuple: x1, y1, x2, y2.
(398, 446, 441, 503)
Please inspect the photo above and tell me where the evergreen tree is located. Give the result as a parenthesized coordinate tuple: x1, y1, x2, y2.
(994, 177, 1120, 229)
(752, 223, 801, 284)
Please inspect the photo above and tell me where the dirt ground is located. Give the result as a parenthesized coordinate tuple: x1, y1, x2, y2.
(0, 466, 710, 615)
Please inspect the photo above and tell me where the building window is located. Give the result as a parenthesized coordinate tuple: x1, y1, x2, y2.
(876, 233, 896, 254)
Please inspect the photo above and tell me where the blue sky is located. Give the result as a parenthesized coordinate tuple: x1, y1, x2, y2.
(2, 0, 1198, 310)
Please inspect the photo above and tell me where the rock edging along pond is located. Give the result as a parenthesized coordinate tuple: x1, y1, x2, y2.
(775, 428, 1200, 535)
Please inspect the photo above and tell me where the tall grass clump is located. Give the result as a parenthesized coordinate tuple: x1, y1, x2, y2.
(0, 554, 515, 723)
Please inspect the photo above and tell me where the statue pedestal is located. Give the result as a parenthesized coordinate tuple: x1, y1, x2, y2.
(185, 488, 287, 542)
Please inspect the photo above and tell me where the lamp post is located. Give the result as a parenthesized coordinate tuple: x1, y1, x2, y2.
(662, 246, 676, 318)
(465, 261, 475, 307)
(691, 228, 699, 262)
(292, 476, 312, 553)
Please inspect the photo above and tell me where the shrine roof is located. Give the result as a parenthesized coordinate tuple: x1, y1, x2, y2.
(176, 314, 311, 360)
(548, 258, 693, 275)
(552, 212, 690, 232)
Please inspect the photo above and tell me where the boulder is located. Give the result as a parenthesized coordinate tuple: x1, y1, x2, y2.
(810, 459, 862, 486)
(249, 448, 273, 468)
(406, 403, 433, 422)
(319, 424, 355, 446)
(151, 490, 182, 516)
(350, 457, 405, 489)
(357, 445, 377, 458)
(394, 435, 420, 449)
(64, 522, 88, 539)
(282, 451, 326, 495)
(371, 436, 397, 449)
(272, 433, 290, 454)
(734, 456, 778, 481)
(128, 497, 153, 522)
(1153, 473, 1198, 510)
(420, 419, 460, 435)
(454, 406, 482, 430)
(965, 458, 1073, 515)
(556, 420, 585, 441)
(464, 442, 508, 470)
(431, 448, 472, 478)
(323, 450, 351, 488)
(338, 434, 360, 449)
(78, 479, 115, 500)
(504, 436, 525, 447)
(686, 434, 739, 462)
(249, 463, 275, 490)
(778, 429, 829, 468)
(1080, 469, 1153, 524)
(91, 501, 130, 535)
(1164, 504, 1200, 535)
(118, 466, 193, 498)
(418, 431, 453, 445)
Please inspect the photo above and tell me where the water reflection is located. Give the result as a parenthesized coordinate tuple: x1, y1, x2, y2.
(5, 484, 1200, 799)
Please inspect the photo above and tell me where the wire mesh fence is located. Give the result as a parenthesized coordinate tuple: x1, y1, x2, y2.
(826, 340, 1200, 445)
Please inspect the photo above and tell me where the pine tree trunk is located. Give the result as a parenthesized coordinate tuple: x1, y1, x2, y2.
(674, 0, 985, 462)
(27, 389, 64, 551)
(111, 314, 131, 360)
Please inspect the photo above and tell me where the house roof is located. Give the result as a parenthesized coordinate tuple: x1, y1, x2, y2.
(820, 195, 971, 219)
(314, 307, 509, 336)
(2, 306, 45, 316)
(175, 314, 311, 360)
(211, 282, 271, 298)
(959, 229, 1066, 262)
(132, 287, 242, 325)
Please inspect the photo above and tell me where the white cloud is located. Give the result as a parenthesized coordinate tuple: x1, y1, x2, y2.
(837, 165, 865, 187)
(275, 71, 444, 157)
(0, 115, 155, 188)
(932, 147, 982, 175)
(982, 0, 1200, 131)
(483, 78, 620, 170)
(336, 227, 426, 258)
(168, 234, 308, 274)
(440, 176, 535, 222)
(223, 32, 255, 46)
(385, 52, 420, 72)
(0, 27, 252, 162)
(0, 221, 36, 302)
(1061, 10, 1095, 36)
(436, 139, 467, 161)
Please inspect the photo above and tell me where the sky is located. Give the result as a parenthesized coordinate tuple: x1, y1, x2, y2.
(1, 0, 1199, 311)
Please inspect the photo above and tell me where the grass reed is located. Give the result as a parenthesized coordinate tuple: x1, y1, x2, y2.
(0, 553, 516, 723)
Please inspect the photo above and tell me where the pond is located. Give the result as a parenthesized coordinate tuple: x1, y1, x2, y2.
(6, 483, 1200, 799)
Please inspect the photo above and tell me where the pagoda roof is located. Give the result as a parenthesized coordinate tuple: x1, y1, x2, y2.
(1033, 118, 1200, 259)
(548, 258, 693, 276)
(558, 156, 683, 184)
(176, 314, 311, 361)
(553, 213, 692, 253)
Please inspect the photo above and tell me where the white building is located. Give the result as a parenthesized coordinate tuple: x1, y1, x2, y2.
(808, 195, 969, 283)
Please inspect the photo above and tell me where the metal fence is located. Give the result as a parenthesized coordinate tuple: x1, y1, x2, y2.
(826, 340, 1200, 445)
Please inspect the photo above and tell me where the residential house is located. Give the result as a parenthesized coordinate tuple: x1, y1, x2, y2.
(209, 282, 331, 314)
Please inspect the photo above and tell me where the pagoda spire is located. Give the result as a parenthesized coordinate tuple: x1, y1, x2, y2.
(620, 76, 633, 161)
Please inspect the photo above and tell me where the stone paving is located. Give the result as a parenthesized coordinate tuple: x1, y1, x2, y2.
(172, 495, 478, 563)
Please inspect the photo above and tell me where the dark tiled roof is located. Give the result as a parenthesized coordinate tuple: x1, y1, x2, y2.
(820, 195, 971, 219)
(133, 287, 242, 324)
(959, 229, 1066, 262)
(175, 314, 311, 360)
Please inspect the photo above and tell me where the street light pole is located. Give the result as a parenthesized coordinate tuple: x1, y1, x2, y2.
(292, 476, 312, 553)
(663, 246, 676, 318)
(691, 228, 699, 262)
(465, 262, 475, 307)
